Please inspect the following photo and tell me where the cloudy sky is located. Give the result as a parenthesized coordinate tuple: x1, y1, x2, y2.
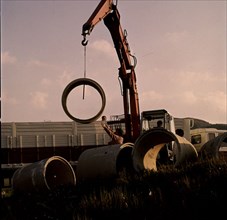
(1, 0, 226, 124)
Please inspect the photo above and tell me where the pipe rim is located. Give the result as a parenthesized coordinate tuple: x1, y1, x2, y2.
(62, 78, 106, 123)
(44, 156, 76, 189)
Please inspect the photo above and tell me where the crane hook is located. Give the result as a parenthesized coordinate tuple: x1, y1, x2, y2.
(82, 35, 88, 46)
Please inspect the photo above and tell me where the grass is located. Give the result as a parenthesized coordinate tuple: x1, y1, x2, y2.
(1, 158, 227, 220)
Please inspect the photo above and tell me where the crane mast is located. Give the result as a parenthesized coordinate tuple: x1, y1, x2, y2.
(82, 0, 140, 142)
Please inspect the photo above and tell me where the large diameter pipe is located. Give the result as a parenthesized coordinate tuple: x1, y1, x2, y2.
(76, 143, 134, 181)
(62, 78, 106, 123)
(12, 156, 76, 193)
(200, 132, 227, 160)
(132, 129, 198, 172)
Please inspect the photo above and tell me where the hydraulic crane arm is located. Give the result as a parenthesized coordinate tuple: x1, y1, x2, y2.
(82, 0, 114, 42)
(82, 0, 140, 142)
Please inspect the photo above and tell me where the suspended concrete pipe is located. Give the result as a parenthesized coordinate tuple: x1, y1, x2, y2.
(200, 132, 227, 160)
(76, 143, 134, 181)
(12, 156, 76, 193)
(132, 129, 198, 172)
(62, 78, 106, 124)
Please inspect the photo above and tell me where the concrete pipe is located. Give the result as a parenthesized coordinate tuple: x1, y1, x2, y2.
(62, 78, 106, 123)
(76, 143, 134, 181)
(12, 156, 76, 193)
(132, 129, 198, 172)
(200, 132, 227, 160)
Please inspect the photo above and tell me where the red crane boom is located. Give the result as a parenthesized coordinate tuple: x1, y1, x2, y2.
(82, 0, 140, 141)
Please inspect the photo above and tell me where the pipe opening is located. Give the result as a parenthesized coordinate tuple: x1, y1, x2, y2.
(62, 78, 106, 123)
(116, 146, 133, 173)
(132, 129, 176, 172)
(45, 158, 76, 190)
(132, 129, 198, 172)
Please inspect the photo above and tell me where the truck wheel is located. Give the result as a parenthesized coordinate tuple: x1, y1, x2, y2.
(62, 78, 106, 123)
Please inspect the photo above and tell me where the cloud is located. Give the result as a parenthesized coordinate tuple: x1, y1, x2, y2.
(30, 91, 48, 110)
(41, 78, 52, 87)
(56, 70, 74, 88)
(136, 70, 226, 123)
(141, 90, 164, 101)
(163, 70, 224, 94)
(180, 91, 198, 105)
(1, 51, 17, 64)
(90, 39, 116, 59)
(165, 31, 189, 44)
(1, 92, 19, 105)
(27, 59, 52, 67)
(203, 90, 226, 113)
(176, 71, 218, 86)
(170, 89, 226, 123)
(139, 90, 164, 110)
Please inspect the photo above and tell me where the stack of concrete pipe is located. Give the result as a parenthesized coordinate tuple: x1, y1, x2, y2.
(76, 129, 198, 181)
(12, 129, 199, 192)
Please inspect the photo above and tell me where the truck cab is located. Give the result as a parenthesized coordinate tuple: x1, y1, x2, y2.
(141, 109, 176, 134)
